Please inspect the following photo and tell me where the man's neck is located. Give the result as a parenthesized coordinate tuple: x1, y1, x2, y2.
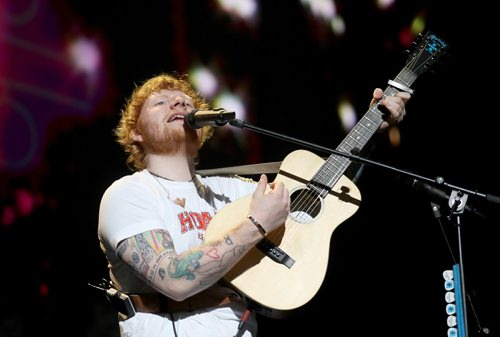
(146, 152, 195, 182)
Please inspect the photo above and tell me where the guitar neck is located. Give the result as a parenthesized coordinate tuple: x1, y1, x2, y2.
(311, 68, 418, 190)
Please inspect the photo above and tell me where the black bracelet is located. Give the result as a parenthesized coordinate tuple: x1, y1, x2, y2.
(247, 215, 266, 237)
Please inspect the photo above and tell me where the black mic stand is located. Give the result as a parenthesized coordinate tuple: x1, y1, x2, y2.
(228, 117, 499, 337)
(447, 190, 470, 337)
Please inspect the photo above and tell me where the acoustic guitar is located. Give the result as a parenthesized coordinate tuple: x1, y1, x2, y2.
(204, 31, 448, 317)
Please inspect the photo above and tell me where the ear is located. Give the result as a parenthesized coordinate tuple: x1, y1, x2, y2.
(131, 129, 143, 142)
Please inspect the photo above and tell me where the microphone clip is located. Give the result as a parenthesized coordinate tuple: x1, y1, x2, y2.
(448, 190, 468, 219)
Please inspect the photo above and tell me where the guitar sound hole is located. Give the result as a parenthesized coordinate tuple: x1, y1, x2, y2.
(289, 187, 322, 223)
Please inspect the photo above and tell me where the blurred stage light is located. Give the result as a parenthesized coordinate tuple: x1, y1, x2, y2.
(67, 37, 101, 75)
(213, 90, 246, 124)
(338, 98, 357, 132)
(388, 126, 401, 147)
(216, 0, 258, 22)
(301, 0, 337, 21)
(375, 0, 396, 11)
(190, 66, 219, 99)
(330, 15, 345, 35)
(300, 0, 345, 36)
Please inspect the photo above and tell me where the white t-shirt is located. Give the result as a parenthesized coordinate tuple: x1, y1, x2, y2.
(98, 170, 258, 336)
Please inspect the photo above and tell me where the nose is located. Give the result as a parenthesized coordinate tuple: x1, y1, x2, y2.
(171, 97, 189, 110)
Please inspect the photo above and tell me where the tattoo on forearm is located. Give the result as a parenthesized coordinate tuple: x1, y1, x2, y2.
(168, 251, 204, 280)
(118, 230, 252, 286)
(197, 244, 251, 286)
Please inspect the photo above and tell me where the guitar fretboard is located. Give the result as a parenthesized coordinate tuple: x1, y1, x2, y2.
(310, 68, 418, 196)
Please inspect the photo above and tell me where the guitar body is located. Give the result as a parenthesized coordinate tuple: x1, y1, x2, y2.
(205, 150, 361, 315)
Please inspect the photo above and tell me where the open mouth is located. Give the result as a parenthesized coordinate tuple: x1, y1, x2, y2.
(168, 114, 185, 123)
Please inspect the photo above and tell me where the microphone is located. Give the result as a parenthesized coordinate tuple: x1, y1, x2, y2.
(408, 178, 450, 202)
(184, 108, 236, 129)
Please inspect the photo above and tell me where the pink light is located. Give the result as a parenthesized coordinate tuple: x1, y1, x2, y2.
(39, 282, 49, 297)
(398, 27, 415, 48)
(67, 37, 102, 74)
(15, 187, 35, 217)
(1, 205, 15, 226)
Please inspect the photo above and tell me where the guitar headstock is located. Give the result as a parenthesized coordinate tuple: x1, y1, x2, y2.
(405, 31, 448, 76)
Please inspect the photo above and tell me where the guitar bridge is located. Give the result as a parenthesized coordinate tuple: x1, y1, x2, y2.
(256, 238, 295, 268)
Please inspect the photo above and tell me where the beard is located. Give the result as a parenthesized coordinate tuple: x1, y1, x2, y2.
(138, 121, 201, 157)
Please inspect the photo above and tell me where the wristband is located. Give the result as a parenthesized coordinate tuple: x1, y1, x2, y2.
(247, 215, 266, 237)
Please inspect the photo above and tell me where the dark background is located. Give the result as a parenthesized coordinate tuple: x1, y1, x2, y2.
(1, 1, 498, 336)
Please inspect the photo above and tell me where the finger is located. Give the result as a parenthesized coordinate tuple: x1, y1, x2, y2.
(271, 181, 284, 195)
(254, 174, 268, 196)
(284, 189, 291, 208)
(373, 88, 384, 100)
(396, 91, 411, 103)
(383, 99, 402, 119)
(379, 120, 390, 130)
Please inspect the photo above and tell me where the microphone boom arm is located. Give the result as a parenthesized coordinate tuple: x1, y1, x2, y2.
(228, 118, 499, 206)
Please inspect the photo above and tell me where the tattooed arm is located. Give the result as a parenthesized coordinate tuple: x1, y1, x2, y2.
(117, 225, 253, 300)
(117, 174, 290, 301)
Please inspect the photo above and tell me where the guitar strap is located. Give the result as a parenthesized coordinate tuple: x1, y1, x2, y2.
(196, 161, 282, 176)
